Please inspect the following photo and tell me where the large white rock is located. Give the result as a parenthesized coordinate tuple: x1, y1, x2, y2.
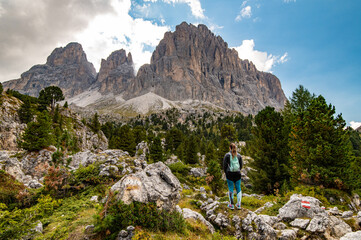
(110, 161, 182, 210)
(290, 218, 310, 229)
(325, 216, 352, 239)
(181, 207, 215, 233)
(342, 211, 354, 218)
(306, 214, 330, 233)
(278, 194, 327, 221)
(340, 231, 361, 240)
(279, 229, 297, 240)
(258, 214, 279, 227)
(242, 211, 277, 240)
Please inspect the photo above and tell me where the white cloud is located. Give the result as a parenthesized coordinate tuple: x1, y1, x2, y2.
(144, 0, 205, 19)
(233, 39, 288, 72)
(284, 0, 296, 2)
(0, 0, 115, 81)
(0, 0, 171, 80)
(350, 121, 361, 130)
(74, 0, 170, 72)
(235, 5, 252, 21)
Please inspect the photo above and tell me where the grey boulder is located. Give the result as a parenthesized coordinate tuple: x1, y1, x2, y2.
(290, 218, 310, 229)
(180, 207, 215, 233)
(340, 231, 361, 240)
(278, 194, 327, 221)
(305, 214, 330, 233)
(110, 161, 181, 210)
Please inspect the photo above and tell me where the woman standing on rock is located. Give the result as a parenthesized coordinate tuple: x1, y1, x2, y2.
(223, 143, 243, 210)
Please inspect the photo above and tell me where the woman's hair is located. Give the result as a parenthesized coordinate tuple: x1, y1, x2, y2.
(230, 143, 237, 158)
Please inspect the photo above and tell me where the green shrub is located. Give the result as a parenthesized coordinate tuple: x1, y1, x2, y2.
(241, 196, 266, 211)
(0, 195, 60, 240)
(71, 163, 103, 186)
(95, 201, 187, 240)
(0, 170, 26, 207)
(168, 162, 190, 176)
(19, 111, 54, 151)
(52, 150, 64, 164)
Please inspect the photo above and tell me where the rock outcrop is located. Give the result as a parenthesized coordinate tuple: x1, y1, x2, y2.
(110, 161, 181, 210)
(278, 194, 327, 221)
(96, 50, 135, 95)
(127, 22, 286, 115)
(0, 94, 26, 151)
(177, 206, 215, 234)
(3, 42, 96, 98)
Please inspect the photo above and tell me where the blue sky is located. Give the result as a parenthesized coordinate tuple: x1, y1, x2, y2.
(132, 0, 361, 125)
(0, 0, 360, 125)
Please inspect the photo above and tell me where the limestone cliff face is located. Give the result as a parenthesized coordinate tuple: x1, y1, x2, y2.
(0, 95, 26, 151)
(96, 49, 135, 95)
(127, 22, 286, 114)
(3, 42, 96, 98)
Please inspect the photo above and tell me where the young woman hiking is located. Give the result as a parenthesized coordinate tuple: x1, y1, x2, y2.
(223, 143, 243, 210)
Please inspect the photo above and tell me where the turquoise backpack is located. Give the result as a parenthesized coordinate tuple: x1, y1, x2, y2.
(229, 154, 240, 172)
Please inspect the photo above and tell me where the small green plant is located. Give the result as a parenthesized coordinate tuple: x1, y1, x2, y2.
(52, 150, 64, 164)
(94, 200, 187, 240)
(0, 170, 26, 207)
(0, 195, 60, 240)
(241, 196, 266, 211)
(168, 162, 190, 176)
(71, 163, 104, 186)
(212, 232, 237, 240)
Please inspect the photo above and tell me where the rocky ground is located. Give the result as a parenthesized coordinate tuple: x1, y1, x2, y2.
(1, 142, 360, 240)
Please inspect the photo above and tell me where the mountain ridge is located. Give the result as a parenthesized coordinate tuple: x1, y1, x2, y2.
(2, 22, 287, 116)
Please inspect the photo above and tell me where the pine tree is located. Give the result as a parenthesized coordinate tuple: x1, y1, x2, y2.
(185, 134, 199, 164)
(218, 139, 230, 167)
(18, 98, 33, 124)
(109, 125, 136, 155)
(348, 128, 361, 157)
(149, 136, 164, 162)
(38, 86, 64, 110)
(133, 125, 146, 145)
(90, 113, 101, 133)
(52, 104, 61, 124)
(248, 106, 290, 194)
(283, 85, 315, 134)
(289, 85, 315, 113)
(0, 82, 3, 95)
(206, 142, 223, 195)
(199, 138, 207, 156)
(220, 124, 237, 142)
(205, 141, 217, 166)
(20, 111, 54, 151)
(165, 127, 183, 151)
(346, 157, 361, 190)
(289, 95, 352, 189)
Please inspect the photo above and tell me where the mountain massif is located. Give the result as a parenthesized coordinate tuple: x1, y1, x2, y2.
(3, 43, 96, 98)
(2, 22, 287, 115)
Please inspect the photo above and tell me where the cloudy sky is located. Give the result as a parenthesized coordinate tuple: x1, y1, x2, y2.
(0, 0, 360, 125)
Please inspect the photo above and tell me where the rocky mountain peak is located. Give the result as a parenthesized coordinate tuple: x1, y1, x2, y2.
(96, 49, 135, 95)
(46, 42, 93, 69)
(3, 42, 96, 98)
(128, 22, 287, 114)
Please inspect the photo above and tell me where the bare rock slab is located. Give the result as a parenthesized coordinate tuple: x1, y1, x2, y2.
(110, 161, 181, 210)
